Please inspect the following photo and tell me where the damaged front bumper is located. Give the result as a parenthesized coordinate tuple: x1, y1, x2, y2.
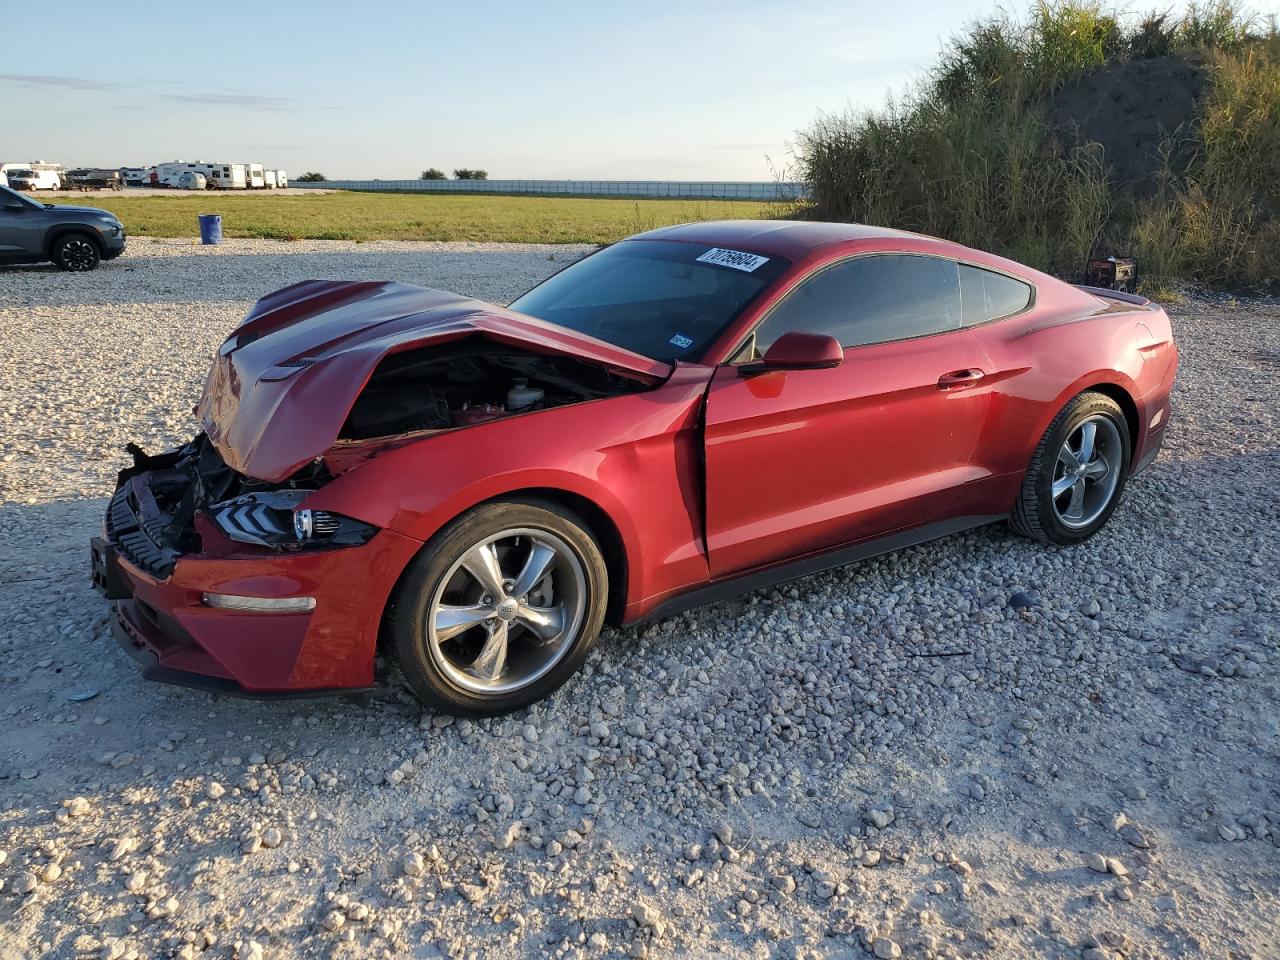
(90, 439, 422, 697)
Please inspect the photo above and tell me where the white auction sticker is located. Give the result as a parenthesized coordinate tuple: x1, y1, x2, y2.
(695, 247, 770, 273)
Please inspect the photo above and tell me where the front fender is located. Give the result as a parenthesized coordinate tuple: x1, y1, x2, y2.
(44, 223, 101, 256)
(302, 368, 713, 613)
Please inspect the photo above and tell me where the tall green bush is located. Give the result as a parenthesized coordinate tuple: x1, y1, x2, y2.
(797, 1, 1280, 285)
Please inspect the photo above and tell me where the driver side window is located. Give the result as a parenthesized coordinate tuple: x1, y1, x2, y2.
(751, 254, 963, 355)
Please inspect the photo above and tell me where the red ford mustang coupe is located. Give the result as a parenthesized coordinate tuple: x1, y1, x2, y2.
(91, 221, 1178, 713)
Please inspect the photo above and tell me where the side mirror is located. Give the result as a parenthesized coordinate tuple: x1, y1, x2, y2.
(741, 331, 843, 374)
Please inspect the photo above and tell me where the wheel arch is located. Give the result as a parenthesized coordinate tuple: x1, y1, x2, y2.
(376, 485, 631, 662)
(1084, 381, 1140, 466)
(45, 225, 102, 259)
(1030, 374, 1141, 473)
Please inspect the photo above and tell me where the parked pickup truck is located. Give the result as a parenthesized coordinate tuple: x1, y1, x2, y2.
(0, 183, 126, 271)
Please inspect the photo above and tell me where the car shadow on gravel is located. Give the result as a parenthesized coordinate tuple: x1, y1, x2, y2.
(0, 262, 63, 273)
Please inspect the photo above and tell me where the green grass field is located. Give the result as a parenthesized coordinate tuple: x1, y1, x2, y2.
(48, 191, 790, 244)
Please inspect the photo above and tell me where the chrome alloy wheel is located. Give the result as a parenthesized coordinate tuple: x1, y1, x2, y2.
(1051, 414, 1123, 529)
(60, 238, 98, 271)
(425, 528, 586, 695)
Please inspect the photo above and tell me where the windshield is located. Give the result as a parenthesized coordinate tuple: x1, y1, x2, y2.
(510, 239, 789, 363)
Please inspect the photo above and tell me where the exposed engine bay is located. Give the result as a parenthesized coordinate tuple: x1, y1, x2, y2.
(108, 341, 656, 571)
(340, 340, 650, 441)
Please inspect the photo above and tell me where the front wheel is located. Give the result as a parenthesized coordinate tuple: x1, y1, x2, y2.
(1011, 391, 1131, 544)
(387, 500, 609, 715)
(53, 233, 101, 271)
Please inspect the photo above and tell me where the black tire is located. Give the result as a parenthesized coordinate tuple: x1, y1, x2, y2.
(52, 232, 101, 272)
(1010, 391, 1131, 545)
(387, 499, 608, 715)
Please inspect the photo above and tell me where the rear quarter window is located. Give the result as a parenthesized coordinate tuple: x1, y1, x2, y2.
(959, 265, 1033, 325)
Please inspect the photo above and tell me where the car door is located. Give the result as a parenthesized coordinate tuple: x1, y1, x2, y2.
(702, 253, 996, 578)
(0, 187, 32, 255)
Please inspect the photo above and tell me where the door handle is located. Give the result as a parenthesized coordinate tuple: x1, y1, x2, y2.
(937, 368, 985, 389)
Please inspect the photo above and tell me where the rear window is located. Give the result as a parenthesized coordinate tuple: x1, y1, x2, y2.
(509, 240, 789, 363)
(959, 265, 1032, 325)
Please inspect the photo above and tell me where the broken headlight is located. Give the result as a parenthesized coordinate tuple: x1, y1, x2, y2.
(208, 490, 376, 549)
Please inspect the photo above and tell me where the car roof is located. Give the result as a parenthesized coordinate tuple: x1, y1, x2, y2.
(630, 219, 944, 260)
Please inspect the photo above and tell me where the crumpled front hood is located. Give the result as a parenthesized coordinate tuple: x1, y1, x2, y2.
(197, 279, 671, 482)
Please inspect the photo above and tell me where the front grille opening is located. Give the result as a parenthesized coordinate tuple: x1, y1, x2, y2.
(108, 485, 178, 579)
(107, 433, 341, 578)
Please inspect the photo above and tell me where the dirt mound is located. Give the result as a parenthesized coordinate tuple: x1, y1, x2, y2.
(1048, 54, 1208, 194)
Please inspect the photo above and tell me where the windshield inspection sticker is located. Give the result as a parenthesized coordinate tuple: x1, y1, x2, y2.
(668, 333, 694, 349)
(696, 247, 770, 273)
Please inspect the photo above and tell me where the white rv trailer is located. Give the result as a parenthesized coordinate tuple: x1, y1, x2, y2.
(155, 162, 247, 189)
(118, 166, 155, 187)
(275, 169, 288, 188)
(264, 170, 278, 188)
(243, 163, 266, 189)
(204, 163, 247, 189)
(154, 162, 195, 187)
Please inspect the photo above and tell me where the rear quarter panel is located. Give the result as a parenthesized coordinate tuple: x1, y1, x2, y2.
(970, 289, 1168, 487)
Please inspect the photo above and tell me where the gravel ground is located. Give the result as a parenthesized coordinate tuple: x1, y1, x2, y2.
(0, 238, 1277, 960)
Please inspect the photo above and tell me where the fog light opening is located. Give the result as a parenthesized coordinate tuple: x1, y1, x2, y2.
(202, 592, 316, 613)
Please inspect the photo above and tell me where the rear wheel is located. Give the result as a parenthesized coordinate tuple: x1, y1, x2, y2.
(387, 500, 608, 715)
(53, 233, 101, 271)
(1011, 391, 1130, 544)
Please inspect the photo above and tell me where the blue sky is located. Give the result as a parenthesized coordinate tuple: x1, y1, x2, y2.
(7, 0, 1033, 180)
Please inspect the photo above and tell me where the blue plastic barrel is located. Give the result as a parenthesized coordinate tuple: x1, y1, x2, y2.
(198, 214, 223, 245)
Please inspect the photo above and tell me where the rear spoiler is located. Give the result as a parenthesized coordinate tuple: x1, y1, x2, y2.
(1075, 284, 1151, 307)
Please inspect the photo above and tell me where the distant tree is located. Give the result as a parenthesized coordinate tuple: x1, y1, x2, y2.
(420, 168, 447, 180)
(296, 171, 327, 182)
(452, 169, 489, 180)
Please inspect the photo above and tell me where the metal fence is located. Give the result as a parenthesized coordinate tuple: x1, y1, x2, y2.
(292, 178, 808, 201)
